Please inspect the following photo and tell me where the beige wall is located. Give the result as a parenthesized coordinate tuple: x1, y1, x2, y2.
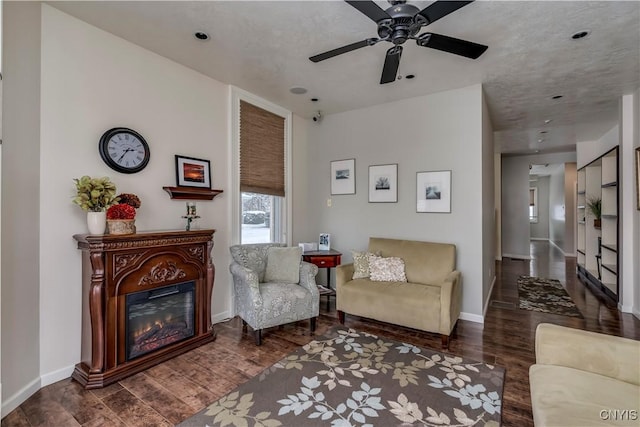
(299, 84, 489, 320)
(2, 4, 234, 413)
(1, 2, 42, 416)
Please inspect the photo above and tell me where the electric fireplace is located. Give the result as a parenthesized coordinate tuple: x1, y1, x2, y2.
(126, 281, 195, 360)
(73, 230, 216, 389)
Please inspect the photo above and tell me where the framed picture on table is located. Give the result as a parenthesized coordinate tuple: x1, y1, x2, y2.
(319, 233, 331, 251)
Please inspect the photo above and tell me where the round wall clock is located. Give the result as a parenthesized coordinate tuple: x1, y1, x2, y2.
(98, 127, 150, 174)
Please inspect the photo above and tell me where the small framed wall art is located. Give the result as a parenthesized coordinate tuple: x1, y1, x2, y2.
(369, 163, 398, 203)
(319, 233, 331, 251)
(330, 158, 356, 195)
(416, 170, 452, 213)
(175, 155, 211, 188)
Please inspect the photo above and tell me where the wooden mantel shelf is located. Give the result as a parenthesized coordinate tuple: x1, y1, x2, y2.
(163, 186, 223, 200)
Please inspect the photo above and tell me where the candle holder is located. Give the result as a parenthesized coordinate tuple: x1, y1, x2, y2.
(182, 215, 201, 231)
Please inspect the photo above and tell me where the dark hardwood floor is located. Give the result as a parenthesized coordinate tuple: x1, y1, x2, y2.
(3, 241, 639, 426)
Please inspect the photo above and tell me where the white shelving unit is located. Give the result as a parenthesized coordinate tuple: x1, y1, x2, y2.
(576, 147, 618, 303)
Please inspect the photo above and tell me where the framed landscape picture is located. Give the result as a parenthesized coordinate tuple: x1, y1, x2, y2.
(175, 155, 212, 188)
(416, 170, 451, 213)
(330, 158, 356, 195)
(369, 164, 398, 203)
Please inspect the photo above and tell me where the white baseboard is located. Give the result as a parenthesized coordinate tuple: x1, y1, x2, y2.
(483, 276, 496, 318)
(1, 376, 40, 418)
(40, 364, 75, 388)
(459, 312, 484, 324)
(502, 253, 532, 260)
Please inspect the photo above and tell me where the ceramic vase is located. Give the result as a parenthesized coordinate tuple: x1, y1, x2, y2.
(87, 211, 106, 234)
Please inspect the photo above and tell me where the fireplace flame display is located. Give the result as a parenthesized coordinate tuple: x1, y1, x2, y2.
(126, 282, 195, 360)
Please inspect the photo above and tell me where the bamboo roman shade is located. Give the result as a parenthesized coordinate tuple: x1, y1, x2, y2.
(239, 100, 285, 197)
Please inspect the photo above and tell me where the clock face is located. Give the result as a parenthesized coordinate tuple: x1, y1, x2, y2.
(99, 128, 150, 173)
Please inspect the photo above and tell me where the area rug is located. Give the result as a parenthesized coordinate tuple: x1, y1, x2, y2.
(178, 327, 505, 426)
(517, 275, 583, 318)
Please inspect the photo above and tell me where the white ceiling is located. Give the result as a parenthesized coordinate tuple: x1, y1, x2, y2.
(49, 1, 640, 155)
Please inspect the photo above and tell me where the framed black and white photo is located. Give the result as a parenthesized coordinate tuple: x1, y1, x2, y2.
(369, 164, 398, 203)
(416, 170, 451, 213)
(175, 155, 211, 188)
(319, 233, 331, 251)
(330, 158, 356, 195)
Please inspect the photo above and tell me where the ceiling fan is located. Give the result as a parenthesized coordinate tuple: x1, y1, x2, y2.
(309, 0, 488, 84)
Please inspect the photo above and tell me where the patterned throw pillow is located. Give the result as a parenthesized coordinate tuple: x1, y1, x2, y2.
(352, 251, 380, 279)
(369, 255, 408, 282)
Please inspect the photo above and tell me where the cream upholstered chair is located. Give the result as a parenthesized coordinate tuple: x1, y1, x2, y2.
(229, 243, 320, 345)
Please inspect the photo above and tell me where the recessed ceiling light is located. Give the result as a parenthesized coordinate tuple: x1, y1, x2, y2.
(539, 130, 548, 134)
(535, 150, 540, 153)
(538, 139, 544, 143)
(544, 119, 553, 124)
(552, 95, 563, 100)
(405, 74, 416, 79)
(311, 98, 319, 102)
(194, 31, 209, 41)
(289, 87, 308, 95)
(571, 30, 590, 40)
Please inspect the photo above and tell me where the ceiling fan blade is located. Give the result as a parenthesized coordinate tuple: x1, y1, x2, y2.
(418, 1, 474, 25)
(309, 39, 375, 62)
(417, 33, 487, 59)
(380, 46, 402, 84)
(345, 0, 391, 23)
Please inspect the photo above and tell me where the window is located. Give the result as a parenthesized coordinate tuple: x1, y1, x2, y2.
(231, 87, 292, 244)
(529, 187, 538, 223)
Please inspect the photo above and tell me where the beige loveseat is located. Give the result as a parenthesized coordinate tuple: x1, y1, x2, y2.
(530, 323, 640, 426)
(336, 237, 461, 348)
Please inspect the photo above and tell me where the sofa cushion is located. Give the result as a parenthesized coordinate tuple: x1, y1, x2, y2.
(369, 255, 407, 282)
(337, 279, 441, 332)
(264, 246, 302, 284)
(351, 251, 379, 279)
(530, 364, 640, 426)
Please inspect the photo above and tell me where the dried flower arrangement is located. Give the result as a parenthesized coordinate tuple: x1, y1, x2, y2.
(106, 204, 136, 220)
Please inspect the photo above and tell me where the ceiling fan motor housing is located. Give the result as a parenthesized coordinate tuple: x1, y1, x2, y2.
(378, 3, 423, 45)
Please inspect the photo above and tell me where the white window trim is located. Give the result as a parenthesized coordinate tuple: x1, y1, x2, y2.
(229, 86, 292, 245)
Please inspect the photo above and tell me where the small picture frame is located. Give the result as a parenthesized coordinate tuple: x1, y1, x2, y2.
(319, 233, 331, 251)
(330, 158, 356, 195)
(416, 170, 452, 213)
(175, 155, 211, 188)
(369, 164, 398, 203)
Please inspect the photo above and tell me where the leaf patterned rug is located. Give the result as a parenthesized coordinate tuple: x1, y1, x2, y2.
(517, 275, 583, 318)
(178, 327, 505, 426)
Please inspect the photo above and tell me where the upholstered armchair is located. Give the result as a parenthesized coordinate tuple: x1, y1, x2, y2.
(229, 243, 320, 345)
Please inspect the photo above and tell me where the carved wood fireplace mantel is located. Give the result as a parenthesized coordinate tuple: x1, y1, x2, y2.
(73, 229, 216, 389)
